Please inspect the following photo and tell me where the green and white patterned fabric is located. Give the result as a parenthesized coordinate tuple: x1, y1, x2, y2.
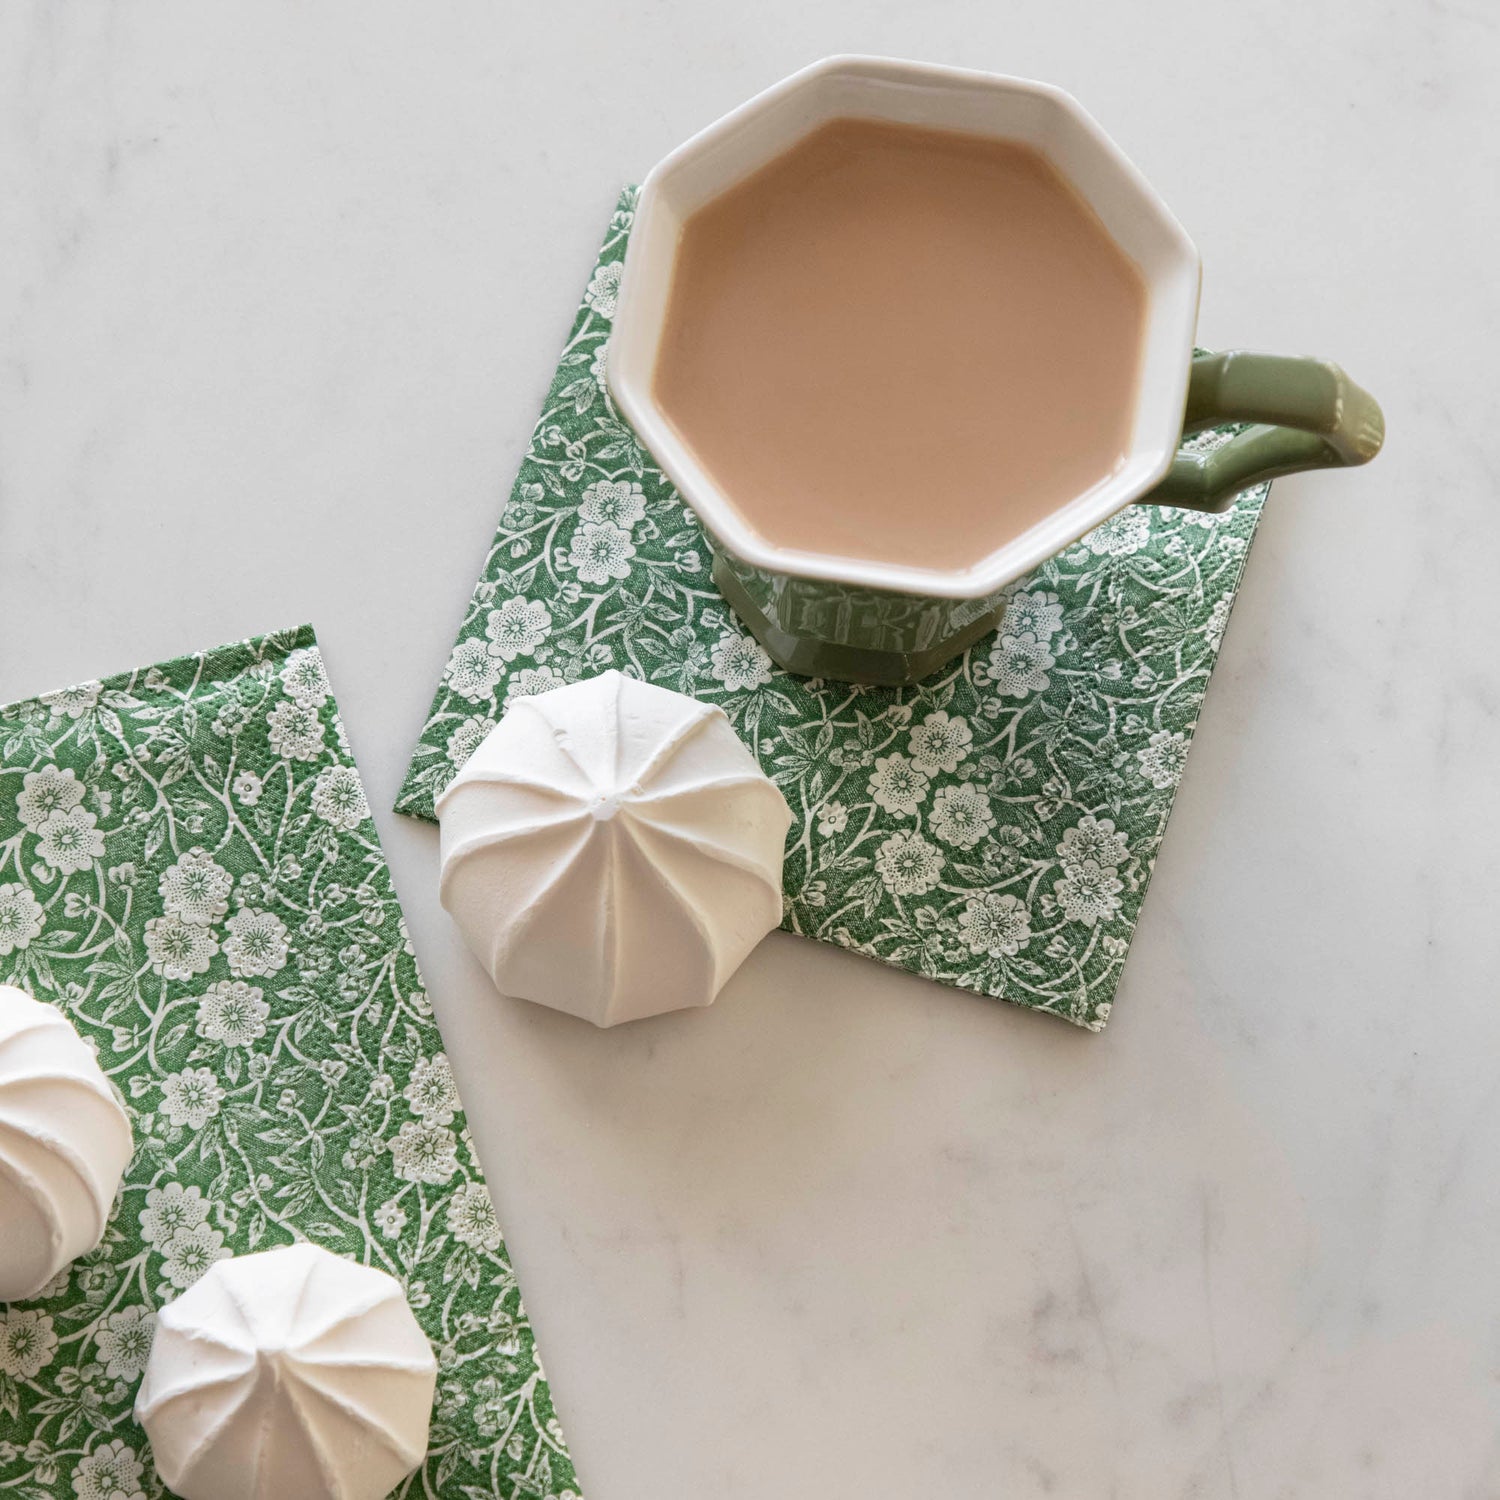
(0, 627, 578, 1500)
(397, 191, 1268, 1032)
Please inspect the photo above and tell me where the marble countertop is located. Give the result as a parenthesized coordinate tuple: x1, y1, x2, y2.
(3, 3, 1497, 1495)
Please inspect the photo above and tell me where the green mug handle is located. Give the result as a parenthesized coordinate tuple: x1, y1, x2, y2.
(1140, 350, 1385, 512)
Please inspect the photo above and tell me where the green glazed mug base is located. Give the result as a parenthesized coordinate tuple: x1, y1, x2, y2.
(713, 556, 1007, 686)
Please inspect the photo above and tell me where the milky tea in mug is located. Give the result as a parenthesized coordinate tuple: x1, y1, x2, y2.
(651, 116, 1149, 572)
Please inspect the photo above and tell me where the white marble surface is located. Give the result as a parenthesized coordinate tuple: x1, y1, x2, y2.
(2, 3, 1498, 1495)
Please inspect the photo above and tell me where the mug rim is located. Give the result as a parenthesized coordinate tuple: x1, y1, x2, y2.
(608, 54, 1202, 601)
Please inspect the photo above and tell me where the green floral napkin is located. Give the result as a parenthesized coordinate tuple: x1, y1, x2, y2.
(0, 627, 579, 1500)
(397, 191, 1267, 1031)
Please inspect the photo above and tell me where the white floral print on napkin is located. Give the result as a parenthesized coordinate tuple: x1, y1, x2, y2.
(0, 626, 578, 1500)
(397, 191, 1269, 1031)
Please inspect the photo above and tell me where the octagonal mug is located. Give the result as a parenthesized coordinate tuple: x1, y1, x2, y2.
(607, 55, 1385, 686)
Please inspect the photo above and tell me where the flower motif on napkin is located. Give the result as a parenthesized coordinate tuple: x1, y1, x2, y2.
(0, 628, 578, 1499)
(397, 196, 1269, 1032)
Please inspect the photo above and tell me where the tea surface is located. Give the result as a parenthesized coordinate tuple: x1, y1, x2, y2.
(654, 117, 1148, 572)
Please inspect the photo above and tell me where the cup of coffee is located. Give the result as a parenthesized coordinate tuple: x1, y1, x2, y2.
(608, 55, 1384, 686)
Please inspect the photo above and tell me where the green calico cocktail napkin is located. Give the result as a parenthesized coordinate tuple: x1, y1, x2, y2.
(0, 627, 579, 1500)
(397, 191, 1268, 1032)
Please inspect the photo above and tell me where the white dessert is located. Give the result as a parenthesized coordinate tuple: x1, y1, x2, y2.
(437, 669, 791, 1026)
(0, 983, 133, 1303)
(135, 1242, 437, 1500)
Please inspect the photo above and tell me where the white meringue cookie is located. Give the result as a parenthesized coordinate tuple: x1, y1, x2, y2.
(0, 983, 133, 1303)
(437, 670, 791, 1026)
(135, 1242, 437, 1500)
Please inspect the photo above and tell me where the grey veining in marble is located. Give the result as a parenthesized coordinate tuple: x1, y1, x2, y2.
(2, 2, 1498, 1496)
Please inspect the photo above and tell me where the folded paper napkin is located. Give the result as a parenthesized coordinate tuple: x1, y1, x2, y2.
(398, 190, 1267, 1031)
(0, 627, 578, 1500)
